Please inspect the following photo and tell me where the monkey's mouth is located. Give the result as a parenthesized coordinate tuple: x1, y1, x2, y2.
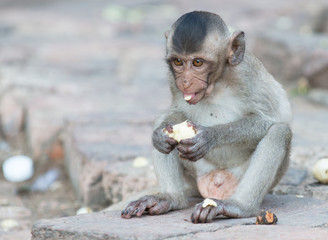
(183, 92, 202, 104)
(183, 93, 196, 101)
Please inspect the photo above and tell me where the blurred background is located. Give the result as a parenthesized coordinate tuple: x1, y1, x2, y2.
(0, 0, 327, 238)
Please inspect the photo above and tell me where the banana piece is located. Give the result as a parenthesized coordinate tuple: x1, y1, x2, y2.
(164, 120, 196, 142)
(202, 198, 217, 208)
(184, 95, 192, 101)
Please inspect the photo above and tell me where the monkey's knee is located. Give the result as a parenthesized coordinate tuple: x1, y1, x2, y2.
(264, 123, 292, 188)
(268, 123, 292, 145)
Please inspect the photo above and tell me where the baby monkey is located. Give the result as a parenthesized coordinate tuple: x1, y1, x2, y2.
(121, 11, 292, 223)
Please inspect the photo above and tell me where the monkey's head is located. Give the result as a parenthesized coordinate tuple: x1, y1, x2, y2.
(165, 11, 245, 104)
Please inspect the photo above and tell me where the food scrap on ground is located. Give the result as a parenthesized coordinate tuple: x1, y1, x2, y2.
(256, 210, 278, 225)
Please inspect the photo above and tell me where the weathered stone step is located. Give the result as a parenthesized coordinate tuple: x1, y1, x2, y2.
(31, 194, 328, 240)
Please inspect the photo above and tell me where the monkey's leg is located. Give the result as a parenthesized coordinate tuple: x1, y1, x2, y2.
(191, 123, 291, 223)
(121, 149, 189, 219)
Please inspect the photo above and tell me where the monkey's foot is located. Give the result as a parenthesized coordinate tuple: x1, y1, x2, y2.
(121, 195, 171, 219)
(191, 199, 250, 224)
(191, 198, 221, 223)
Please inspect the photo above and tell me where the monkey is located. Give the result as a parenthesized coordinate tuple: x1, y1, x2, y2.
(120, 11, 292, 224)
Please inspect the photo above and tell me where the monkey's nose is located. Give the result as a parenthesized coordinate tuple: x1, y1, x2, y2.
(183, 79, 192, 88)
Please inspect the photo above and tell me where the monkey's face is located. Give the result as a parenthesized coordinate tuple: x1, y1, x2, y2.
(168, 56, 215, 104)
(165, 11, 244, 105)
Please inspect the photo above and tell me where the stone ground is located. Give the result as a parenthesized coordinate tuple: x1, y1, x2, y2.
(31, 195, 328, 240)
(0, 0, 328, 239)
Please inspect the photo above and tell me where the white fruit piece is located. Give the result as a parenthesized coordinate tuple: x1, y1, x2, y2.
(164, 120, 196, 142)
(132, 157, 149, 168)
(312, 158, 328, 184)
(184, 94, 192, 101)
(202, 198, 218, 208)
(76, 207, 93, 215)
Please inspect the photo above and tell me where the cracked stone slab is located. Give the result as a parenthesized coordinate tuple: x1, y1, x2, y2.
(31, 194, 328, 240)
(63, 120, 156, 207)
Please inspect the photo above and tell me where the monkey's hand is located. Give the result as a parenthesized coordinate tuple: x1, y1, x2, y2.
(152, 125, 178, 154)
(121, 195, 171, 219)
(177, 124, 214, 161)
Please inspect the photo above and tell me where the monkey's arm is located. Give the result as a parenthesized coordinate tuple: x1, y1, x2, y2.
(212, 114, 273, 147)
(178, 114, 273, 161)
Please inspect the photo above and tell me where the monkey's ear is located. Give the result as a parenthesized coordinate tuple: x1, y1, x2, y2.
(227, 31, 245, 66)
(164, 30, 170, 39)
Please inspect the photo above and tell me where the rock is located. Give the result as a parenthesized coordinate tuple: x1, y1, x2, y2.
(291, 97, 328, 149)
(102, 158, 156, 205)
(0, 194, 32, 240)
(31, 194, 328, 240)
(47, 139, 64, 161)
(253, 31, 328, 86)
(307, 88, 328, 106)
(30, 168, 60, 192)
(278, 167, 307, 186)
(63, 120, 156, 208)
(303, 49, 328, 89)
(313, 7, 328, 33)
(193, 225, 328, 240)
(0, 91, 25, 139)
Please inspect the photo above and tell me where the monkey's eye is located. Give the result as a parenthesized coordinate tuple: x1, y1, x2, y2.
(173, 58, 183, 66)
(193, 59, 203, 67)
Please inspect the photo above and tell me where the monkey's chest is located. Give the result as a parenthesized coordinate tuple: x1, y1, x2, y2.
(185, 97, 245, 126)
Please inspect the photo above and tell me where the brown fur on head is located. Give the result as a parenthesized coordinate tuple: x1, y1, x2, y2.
(165, 11, 245, 104)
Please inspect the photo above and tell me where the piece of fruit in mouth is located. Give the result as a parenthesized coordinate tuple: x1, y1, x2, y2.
(163, 120, 196, 142)
(183, 93, 195, 101)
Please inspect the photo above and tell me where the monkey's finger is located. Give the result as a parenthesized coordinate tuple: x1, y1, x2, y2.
(148, 201, 168, 215)
(180, 147, 206, 161)
(199, 206, 212, 223)
(135, 204, 147, 217)
(191, 203, 203, 224)
(121, 205, 137, 219)
(121, 201, 138, 215)
(188, 154, 205, 162)
(186, 121, 197, 130)
(179, 152, 204, 161)
(206, 207, 218, 223)
(179, 138, 196, 146)
(179, 153, 199, 162)
(177, 145, 192, 154)
(165, 124, 174, 133)
(177, 141, 201, 154)
(166, 137, 178, 146)
(177, 140, 203, 153)
(135, 197, 158, 216)
(189, 147, 208, 161)
(178, 152, 192, 160)
(185, 142, 204, 154)
(157, 142, 175, 154)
